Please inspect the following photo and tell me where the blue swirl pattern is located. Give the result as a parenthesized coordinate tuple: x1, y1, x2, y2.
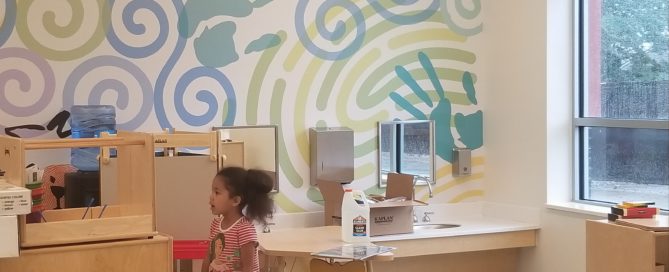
(62, 55, 153, 130)
(154, 0, 186, 129)
(0, 0, 16, 46)
(295, 0, 366, 60)
(106, 0, 169, 58)
(367, 0, 439, 25)
(174, 67, 236, 127)
(0, 47, 55, 118)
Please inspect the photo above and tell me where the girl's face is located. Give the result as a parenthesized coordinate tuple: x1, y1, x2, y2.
(209, 176, 240, 216)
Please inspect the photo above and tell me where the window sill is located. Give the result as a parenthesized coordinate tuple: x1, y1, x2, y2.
(545, 201, 609, 217)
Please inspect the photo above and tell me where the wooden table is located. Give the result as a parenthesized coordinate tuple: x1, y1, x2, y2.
(258, 226, 393, 272)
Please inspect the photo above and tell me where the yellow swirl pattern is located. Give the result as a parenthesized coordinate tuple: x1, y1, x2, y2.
(16, 0, 109, 61)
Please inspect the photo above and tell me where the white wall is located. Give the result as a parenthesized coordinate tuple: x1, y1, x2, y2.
(482, 1, 602, 271)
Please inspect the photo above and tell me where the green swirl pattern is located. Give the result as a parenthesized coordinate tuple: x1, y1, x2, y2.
(16, 0, 109, 61)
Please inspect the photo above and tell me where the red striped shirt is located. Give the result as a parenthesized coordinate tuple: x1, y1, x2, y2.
(208, 216, 259, 272)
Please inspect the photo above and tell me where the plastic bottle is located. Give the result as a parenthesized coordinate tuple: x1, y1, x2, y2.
(69, 105, 116, 171)
(341, 188, 370, 244)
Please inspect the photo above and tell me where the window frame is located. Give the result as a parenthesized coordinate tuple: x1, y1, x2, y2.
(573, 0, 669, 208)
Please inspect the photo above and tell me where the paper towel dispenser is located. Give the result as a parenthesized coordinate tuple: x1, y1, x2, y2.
(309, 127, 354, 185)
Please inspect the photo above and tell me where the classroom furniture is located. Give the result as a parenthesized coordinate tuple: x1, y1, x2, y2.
(0, 132, 173, 271)
(310, 258, 367, 272)
(173, 240, 209, 272)
(259, 224, 536, 272)
(258, 226, 393, 272)
(0, 131, 156, 247)
(587, 219, 669, 272)
(0, 235, 173, 272)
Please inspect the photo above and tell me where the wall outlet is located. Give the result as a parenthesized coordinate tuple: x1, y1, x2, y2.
(452, 148, 471, 176)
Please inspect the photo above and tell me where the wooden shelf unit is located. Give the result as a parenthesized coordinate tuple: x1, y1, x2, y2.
(586, 219, 668, 272)
(0, 235, 173, 272)
(0, 131, 157, 248)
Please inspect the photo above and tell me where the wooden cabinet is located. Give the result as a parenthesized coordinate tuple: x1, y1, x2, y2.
(0, 235, 172, 272)
(586, 219, 668, 272)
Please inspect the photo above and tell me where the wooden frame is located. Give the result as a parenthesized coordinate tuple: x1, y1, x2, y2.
(0, 131, 156, 247)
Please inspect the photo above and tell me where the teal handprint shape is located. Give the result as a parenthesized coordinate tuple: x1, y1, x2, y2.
(178, 0, 279, 68)
(390, 52, 482, 163)
(454, 72, 483, 149)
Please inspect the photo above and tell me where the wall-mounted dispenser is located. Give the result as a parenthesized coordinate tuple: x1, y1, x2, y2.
(309, 127, 354, 185)
(453, 148, 472, 176)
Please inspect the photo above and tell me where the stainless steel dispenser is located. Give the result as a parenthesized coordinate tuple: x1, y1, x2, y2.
(309, 127, 354, 186)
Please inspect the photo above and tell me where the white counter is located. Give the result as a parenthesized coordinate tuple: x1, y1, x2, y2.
(264, 201, 540, 242)
(372, 201, 540, 242)
(258, 202, 540, 272)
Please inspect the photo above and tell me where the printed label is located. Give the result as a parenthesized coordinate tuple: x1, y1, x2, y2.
(352, 215, 367, 236)
(374, 215, 394, 225)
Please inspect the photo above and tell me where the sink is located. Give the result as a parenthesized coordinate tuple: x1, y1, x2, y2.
(413, 223, 461, 230)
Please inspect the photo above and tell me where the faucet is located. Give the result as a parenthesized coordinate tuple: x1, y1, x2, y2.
(262, 222, 275, 233)
(412, 175, 434, 199)
(422, 211, 434, 223)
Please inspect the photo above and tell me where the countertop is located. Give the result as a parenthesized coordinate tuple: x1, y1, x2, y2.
(258, 202, 540, 258)
(371, 214, 539, 242)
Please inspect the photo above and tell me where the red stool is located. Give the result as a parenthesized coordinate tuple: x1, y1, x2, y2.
(173, 240, 209, 272)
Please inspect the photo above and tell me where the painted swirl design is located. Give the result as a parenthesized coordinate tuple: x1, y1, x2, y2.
(439, 0, 482, 36)
(295, 0, 366, 60)
(367, 0, 439, 25)
(62, 56, 153, 130)
(0, 47, 55, 119)
(16, 0, 109, 61)
(0, 0, 16, 46)
(107, 0, 168, 58)
(172, 67, 237, 127)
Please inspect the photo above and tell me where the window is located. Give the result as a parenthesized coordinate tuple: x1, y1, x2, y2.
(576, 0, 669, 210)
(378, 120, 435, 187)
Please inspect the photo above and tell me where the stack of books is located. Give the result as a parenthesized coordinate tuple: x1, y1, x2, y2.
(608, 201, 659, 221)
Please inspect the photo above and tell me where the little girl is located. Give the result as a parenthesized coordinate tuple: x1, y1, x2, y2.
(203, 167, 274, 272)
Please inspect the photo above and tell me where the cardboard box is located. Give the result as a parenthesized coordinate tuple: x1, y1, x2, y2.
(0, 215, 19, 258)
(318, 172, 427, 236)
(369, 172, 423, 236)
(0, 181, 31, 216)
(369, 200, 425, 236)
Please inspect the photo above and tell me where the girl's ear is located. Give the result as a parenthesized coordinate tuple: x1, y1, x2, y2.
(232, 195, 242, 207)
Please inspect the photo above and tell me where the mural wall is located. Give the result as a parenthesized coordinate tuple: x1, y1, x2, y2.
(0, 0, 485, 213)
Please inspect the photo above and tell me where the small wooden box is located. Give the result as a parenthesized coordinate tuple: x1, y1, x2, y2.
(0, 131, 157, 247)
